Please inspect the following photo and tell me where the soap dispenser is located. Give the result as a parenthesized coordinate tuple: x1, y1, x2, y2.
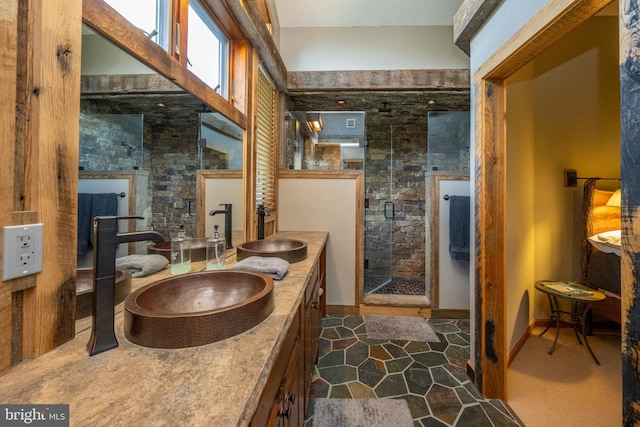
(206, 225, 226, 270)
(171, 225, 192, 274)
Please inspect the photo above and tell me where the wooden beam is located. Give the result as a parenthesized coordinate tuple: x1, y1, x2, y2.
(453, 0, 504, 56)
(288, 69, 470, 92)
(474, 78, 506, 399)
(18, 0, 82, 359)
(620, 1, 640, 423)
(0, 0, 19, 373)
(220, 0, 287, 92)
(82, 0, 247, 130)
(476, 0, 613, 80)
(80, 74, 184, 94)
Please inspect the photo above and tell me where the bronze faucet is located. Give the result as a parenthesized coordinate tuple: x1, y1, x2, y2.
(86, 216, 165, 356)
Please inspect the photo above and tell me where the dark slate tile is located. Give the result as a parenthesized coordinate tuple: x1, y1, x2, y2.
(455, 385, 477, 405)
(333, 337, 358, 350)
(431, 335, 451, 352)
(347, 381, 376, 398)
(370, 344, 393, 361)
(458, 332, 471, 343)
(353, 323, 368, 335)
(446, 333, 469, 346)
(343, 315, 364, 330)
(321, 327, 340, 340)
(405, 341, 431, 354)
(335, 325, 356, 339)
(358, 358, 387, 388)
(310, 377, 330, 399)
(445, 363, 469, 383)
(321, 316, 343, 328)
(374, 373, 408, 397)
(456, 319, 471, 333)
(426, 384, 462, 425)
(390, 339, 410, 347)
(318, 365, 358, 385)
(384, 342, 410, 359)
(463, 381, 483, 399)
(318, 337, 332, 357)
(432, 366, 462, 387)
(317, 349, 345, 368)
(444, 345, 470, 367)
(330, 383, 352, 398)
(456, 404, 494, 427)
(305, 398, 316, 420)
(412, 351, 449, 367)
(404, 363, 433, 395)
(345, 341, 370, 367)
(403, 394, 431, 419)
(386, 356, 413, 373)
(419, 416, 449, 427)
(429, 323, 460, 334)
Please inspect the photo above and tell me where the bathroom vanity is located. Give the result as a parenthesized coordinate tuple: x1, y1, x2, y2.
(0, 231, 327, 426)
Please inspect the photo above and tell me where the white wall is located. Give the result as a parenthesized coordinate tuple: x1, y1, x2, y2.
(204, 178, 243, 243)
(278, 178, 357, 306)
(279, 26, 469, 71)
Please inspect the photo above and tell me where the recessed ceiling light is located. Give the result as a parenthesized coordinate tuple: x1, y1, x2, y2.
(427, 99, 436, 105)
(156, 102, 166, 107)
(337, 100, 346, 105)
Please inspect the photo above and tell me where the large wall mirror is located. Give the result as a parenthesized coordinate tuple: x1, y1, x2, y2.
(79, 24, 244, 266)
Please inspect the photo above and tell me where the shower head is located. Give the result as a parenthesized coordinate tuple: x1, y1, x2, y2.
(378, 102, 392, 113)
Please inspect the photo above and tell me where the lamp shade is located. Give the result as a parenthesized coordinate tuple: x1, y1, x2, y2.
(606, 189, 621, 207)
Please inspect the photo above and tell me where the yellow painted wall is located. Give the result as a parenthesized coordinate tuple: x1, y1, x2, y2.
(505, 16, 620, 351)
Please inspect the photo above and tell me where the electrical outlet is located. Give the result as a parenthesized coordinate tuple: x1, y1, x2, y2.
(2, 224, 43, 281)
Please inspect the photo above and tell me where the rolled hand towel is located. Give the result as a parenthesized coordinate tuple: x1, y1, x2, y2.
(230, 256, 290, 280)
(116, 254, 169, 278)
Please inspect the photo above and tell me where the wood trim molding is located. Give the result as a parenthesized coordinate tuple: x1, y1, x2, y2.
(196, 170, 243, 239)
(220, 0, 287, 92)
(287, 69, 470, 92)
(453, 0, 504, 55)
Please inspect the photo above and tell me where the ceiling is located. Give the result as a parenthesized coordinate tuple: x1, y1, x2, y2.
(273, 0, 464, 28)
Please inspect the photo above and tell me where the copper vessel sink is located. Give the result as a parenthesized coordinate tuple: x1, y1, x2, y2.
(147, 238, 208, 262)
(124, 270, 274, 349)
(76, 268, 132, 320)
(236, 239, 307, 263)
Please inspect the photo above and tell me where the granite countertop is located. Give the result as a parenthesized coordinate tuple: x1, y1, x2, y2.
(0, 231, 328, 427)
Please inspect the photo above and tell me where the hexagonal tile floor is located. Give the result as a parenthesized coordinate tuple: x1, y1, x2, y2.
(305, 315, 523, 426)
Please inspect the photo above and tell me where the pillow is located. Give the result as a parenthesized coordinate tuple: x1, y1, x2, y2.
(588, 229, 621, 256)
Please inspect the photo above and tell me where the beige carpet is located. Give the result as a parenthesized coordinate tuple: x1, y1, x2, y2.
(508, 326, 621, 427)
(363, 314, 440, 342)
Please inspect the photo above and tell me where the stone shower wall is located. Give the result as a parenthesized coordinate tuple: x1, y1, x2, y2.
(365, 111, 470, 289)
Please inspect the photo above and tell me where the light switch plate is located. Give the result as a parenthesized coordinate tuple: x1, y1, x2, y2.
(3, 224, 43, 281)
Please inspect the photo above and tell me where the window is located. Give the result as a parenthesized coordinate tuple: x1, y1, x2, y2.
(256, 68, 276, 211)
(187, 0, 229, 97)
(105, 0, 170, 50)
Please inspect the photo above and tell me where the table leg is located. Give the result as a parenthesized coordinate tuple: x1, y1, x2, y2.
(539, 294, 562, 356)
(579, 303, 601, 365)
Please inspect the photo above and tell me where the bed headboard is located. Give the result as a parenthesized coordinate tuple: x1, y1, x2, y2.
(580, 178, 621, 282)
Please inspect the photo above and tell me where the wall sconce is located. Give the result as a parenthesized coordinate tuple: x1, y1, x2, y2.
(606, 188, 621, 207)
(307, 113, 323, 132)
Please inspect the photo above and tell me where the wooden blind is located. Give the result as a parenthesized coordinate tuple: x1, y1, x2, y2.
(256, 68, 276, 211)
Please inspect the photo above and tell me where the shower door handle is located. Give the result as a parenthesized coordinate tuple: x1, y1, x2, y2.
(384, 201, 395, 219)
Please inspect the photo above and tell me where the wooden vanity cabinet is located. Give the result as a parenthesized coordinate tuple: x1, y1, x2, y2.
(251, 246, 326, 426)
(251, 311, 302, 427)
(303, 247, 326, 416)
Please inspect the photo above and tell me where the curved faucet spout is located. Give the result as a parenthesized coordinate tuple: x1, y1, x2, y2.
(208, 204, 233, 249)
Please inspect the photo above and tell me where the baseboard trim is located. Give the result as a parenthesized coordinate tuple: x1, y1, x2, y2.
(430, 308, 470, 319)
(325, 305, 359, 315)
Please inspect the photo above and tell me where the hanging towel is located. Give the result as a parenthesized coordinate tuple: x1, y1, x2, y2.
(77, 193, 94, 255)
(116, 254, 169, 278)
(89, 193, 118, 246)
(230, 256, 290, 280)
(449, 195, 470, 262)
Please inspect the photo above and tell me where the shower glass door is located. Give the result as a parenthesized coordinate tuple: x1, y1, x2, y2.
(364, 125, 393, 294)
